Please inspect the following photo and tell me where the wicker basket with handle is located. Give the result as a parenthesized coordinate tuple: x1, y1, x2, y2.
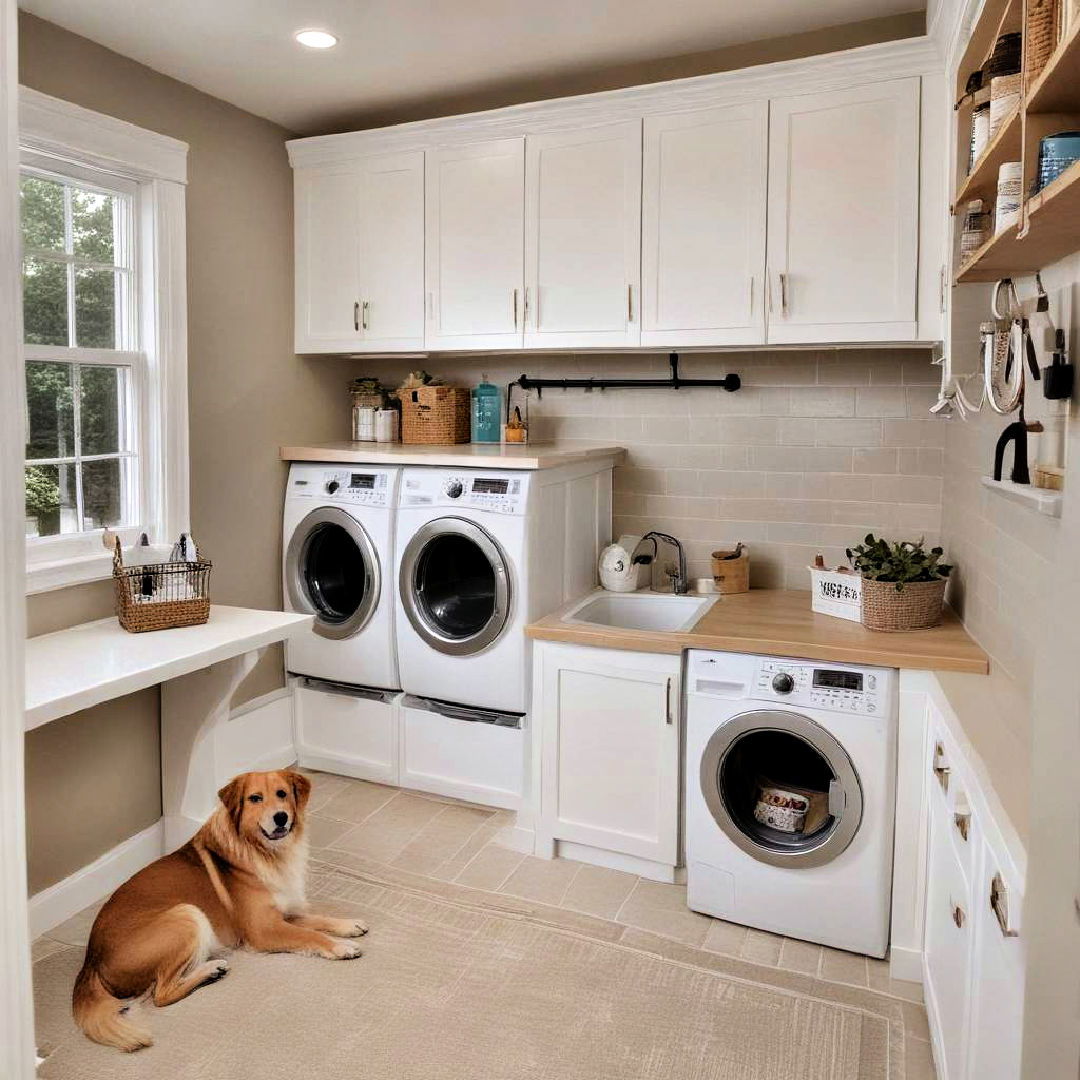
(398, 385, 471, 445)
(113, 537, 212, 633)
(859, 577, 947, 632)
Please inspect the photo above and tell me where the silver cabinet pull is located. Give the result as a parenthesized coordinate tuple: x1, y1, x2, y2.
(990, 873, 1019, 938)
(627, 283, 634, 323)
(748, 276, 754, 314)
(932, 742, 950, 793)
(523, 287, 531, 328)
(954, 810, 971, 842)
(512, 288, 519, 330)
(952, 903, 965, 929)
(664, 677, 673, 725)
(361, 300, 370, 331)
(779, 272, 789, 316)
(353, 300, 360, 332)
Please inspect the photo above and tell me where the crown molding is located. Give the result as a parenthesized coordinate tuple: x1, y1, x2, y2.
(289, 35, 945, 168)
(18, 86, 188, 184)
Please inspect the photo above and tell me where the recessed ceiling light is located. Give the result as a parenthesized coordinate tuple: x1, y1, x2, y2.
(295, 29, 338, 49)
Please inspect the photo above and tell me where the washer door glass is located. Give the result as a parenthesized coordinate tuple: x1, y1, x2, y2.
(286, 507, 380, 641)
(700, 710, 863, 869)
(400, 517, 511, 656)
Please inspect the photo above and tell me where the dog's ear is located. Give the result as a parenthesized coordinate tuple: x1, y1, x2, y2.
(284, 770, 311, 813)
(217, 775, 247, 832)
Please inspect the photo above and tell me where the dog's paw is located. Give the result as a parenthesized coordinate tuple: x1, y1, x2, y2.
(326, 940, 363, 961)
(342, 919, 368, 938)
(205, 960, 230, 983)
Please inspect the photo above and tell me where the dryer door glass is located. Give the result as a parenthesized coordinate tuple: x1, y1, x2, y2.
(286, 507, 381, 641)
(400, 518, 511, 656)
(699, 710, 863, 869)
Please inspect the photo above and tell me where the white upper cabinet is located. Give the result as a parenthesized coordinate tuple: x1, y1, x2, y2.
(766, 78, 920, 344)
(641, 103, 768, 347)
(425, 139, 525, 351)
(524, 121, 642, 349)
(294, 152, 424, 353)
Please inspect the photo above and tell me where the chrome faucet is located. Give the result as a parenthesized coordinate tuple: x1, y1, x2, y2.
(632, 531, 689, 595)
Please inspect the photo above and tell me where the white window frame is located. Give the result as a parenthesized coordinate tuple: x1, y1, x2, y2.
(18, 87, 189, 594)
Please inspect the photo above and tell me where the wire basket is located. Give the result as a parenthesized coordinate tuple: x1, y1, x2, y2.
(113, 538, 212, 633)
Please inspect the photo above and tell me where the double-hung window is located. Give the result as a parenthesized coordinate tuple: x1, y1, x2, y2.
(19, 87, 190, 592)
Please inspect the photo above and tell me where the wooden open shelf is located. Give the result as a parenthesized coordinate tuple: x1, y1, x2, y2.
(952, 0, 1080, 284)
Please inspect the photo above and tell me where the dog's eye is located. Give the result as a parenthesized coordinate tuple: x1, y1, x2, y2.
(276, 789, 287, 799)
(247, 794, 263, 804)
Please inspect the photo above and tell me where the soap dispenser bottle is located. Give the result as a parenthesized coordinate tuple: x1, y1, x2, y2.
(471, 375, 501, 444)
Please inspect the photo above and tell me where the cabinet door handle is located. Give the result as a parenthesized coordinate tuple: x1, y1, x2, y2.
(353, 300, 360, 332)
(990, 873, 1019, 938)
(953, 810, 971, 842)
(932, 742, 950, 793)
(524, 287, 532, 328)
(361, 300, 370, 331)
(512, 288, 519, 330)
(627, 284, 634, 323)
(748, 276, 754, 314)
(952, 903, 965, 929)
(779, 272, 789, 317)
(665, 677, 673, 725)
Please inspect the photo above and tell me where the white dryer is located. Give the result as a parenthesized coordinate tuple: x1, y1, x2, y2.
(282, 463, 399, 690)
(685, 651, 896, 957)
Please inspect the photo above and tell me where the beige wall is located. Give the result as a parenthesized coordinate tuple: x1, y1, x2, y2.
(18, 12, 362, 892)
(365, 348, 945, 586)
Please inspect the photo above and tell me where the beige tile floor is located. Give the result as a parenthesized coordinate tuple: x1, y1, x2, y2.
(35, 769, 936, 1077)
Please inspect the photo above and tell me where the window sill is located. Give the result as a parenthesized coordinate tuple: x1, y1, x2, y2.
(980, 476, 1064, 518)
(26, 551, 114, 595)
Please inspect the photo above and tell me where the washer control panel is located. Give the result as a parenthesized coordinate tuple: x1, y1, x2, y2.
(288, 466, 394, 507)
(753, 658, 887, 716)
(401, 469, 531, 514)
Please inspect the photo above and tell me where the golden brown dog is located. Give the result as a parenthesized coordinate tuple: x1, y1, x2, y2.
(72, 769, 366, 1052)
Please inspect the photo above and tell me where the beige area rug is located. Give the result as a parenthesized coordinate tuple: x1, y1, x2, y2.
(34, 852, 910, 1079)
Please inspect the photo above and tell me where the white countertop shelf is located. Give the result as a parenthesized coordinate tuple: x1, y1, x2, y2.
(280, 441, 626, 470)
(980, 476, 1063, 518)
(25, 606, 312, 730)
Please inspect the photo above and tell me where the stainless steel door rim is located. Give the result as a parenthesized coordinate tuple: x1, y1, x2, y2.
(286, 506, 380, 640)
(699, 709, 864, 869)
(399, 516, 511, 656)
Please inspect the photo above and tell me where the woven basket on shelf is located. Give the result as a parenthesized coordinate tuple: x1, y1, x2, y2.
(398, 385, 470, 445)
(1025, 0, 1059, 89)
(859, 577, 947, 633)
(113, 538, 212, 633)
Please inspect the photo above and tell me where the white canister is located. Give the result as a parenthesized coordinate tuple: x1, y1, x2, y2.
(988, 74, 1021, 140)
(375, 408, 399, 444)
(352, 404, 376, 442)
(995, 161, 1023, 233)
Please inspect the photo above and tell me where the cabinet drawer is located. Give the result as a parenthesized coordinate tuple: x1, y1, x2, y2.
(294, 683, 399, 785)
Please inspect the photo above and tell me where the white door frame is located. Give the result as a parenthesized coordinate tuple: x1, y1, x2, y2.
(0, 2, 36, 1077)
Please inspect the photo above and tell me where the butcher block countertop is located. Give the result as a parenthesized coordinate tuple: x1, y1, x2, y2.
(527, 589, 990, 675)
(280, 441, 627, 470)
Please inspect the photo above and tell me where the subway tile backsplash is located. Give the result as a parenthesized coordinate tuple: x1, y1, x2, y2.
(366, 349, 944, 589)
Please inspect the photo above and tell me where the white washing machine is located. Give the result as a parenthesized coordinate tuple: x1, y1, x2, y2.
(685, 651, 896, 957)
(282, 463, 399, 690)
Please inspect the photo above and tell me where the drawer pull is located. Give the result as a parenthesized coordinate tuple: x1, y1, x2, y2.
(932, 742, 950, 793)
(990, 873, 1019, 938)
(953, 810, 971, 842)
(952, 903, 965, 929)
(664, 677, 673, 725)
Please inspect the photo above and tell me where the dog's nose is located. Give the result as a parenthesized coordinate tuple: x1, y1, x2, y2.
(273, 811, 288, 828)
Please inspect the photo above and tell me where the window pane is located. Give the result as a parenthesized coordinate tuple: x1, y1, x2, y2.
(72, 187, 117, 263)
(82, 458, 123, 530)
(25, 361, 75, 459)
(22, 257, 69, 346)
(74, 266, 116, 347)
(20, 175, 64, 252)
(24, 463, 77, 538)
(80, 365, 126, 456)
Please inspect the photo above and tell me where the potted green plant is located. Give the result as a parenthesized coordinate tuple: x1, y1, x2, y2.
(845, 534, 953, 632)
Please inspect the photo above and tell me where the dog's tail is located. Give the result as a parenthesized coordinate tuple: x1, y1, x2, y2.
(72, 959, 152, 1052)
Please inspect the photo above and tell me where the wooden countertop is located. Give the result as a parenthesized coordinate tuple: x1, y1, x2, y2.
(527, 589, 990, 675)
(280, 441, 627, 470)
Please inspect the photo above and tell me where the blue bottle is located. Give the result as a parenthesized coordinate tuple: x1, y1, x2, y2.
(471, 376, 502, 443)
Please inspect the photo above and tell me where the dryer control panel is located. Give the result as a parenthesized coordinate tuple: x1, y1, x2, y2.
(753, 658, 888, 715)
(287, 466, 395, 507)
(400, 468, 531, 514)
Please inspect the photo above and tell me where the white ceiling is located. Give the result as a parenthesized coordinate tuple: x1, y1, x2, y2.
(20, 0, 923, 134)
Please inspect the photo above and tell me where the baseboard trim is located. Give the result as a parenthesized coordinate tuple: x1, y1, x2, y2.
(29, 821, 164, 938)
(296, 749, 397, 786)
(556, 839, 679, 883)
(889, 944, 924, 984)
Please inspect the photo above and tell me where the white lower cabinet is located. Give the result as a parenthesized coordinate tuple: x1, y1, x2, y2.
(921, 710, 1026, 1080)
(533, 642, 680, 879)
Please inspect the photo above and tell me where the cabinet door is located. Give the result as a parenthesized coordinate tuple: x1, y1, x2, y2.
(538, 646, 679, 865)
(641, 103, 768, 347)
(294, 166, 364, 352)
(766, 78, 920, 344)
(524, 121, 642, 349)
(966, 848, 1025, 1080)
(426, 139, 524, 350)
(355, 152, 425, 351)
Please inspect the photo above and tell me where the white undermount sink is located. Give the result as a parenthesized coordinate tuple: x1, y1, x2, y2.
(562, 590, 716, 633)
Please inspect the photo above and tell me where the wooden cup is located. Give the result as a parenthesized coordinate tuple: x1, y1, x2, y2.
(711, 549, 750, 594)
